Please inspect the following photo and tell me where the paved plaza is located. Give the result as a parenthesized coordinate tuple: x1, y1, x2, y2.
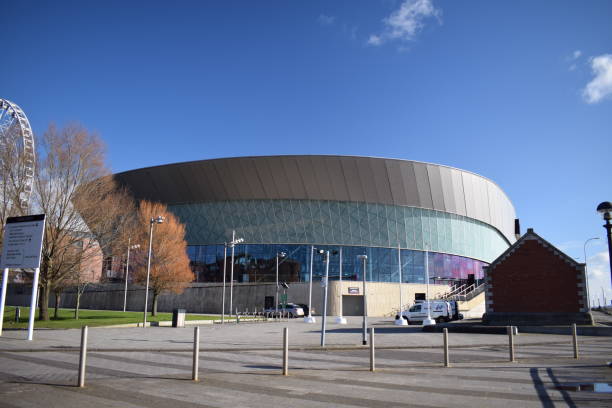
(0, 317, 611, 407)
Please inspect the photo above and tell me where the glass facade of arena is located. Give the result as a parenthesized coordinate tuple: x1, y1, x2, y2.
(173, 199, 507, 286)
(187, 244, 488, 285)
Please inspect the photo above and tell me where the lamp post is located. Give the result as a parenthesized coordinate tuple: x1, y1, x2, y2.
(228, 230, 244, 319)
(596, 201, 612, 291)
(275, 251, 286, 314)
(583, 237, 600, 310)
(357, 254, 368, 345)
(395, 244, 408, 326)
(304, 246, 316, 323)
(221, 243, 227, 323)
(123, 239, 140, 312)
(143, 215, 164, 327)
(334, 247, 347, 325)
(423, 248, 435, 326)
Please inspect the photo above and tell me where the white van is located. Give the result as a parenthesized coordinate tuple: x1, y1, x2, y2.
(397, 300, 459, 324)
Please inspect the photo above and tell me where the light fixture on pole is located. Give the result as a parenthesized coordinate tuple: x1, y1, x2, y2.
(143, 215, 164, 328)
(334, 247, 347, 325)
(422, 248, 436, 326)
(583, 237, 600, 310)
(395, 244, 408, 326)
(228, 230, 244, 319)
(304, 246, 316, 323)
(276, 251, 286, 314)
(221, 242, 227, 324)
(357, 254, 368, 345)
(123, 239, 140, 312)
(596, 201, 612, 293)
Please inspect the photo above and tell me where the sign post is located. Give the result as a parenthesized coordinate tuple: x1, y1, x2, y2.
(0, 214, 45, 340)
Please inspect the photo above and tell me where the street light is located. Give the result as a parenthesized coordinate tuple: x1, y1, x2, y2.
(422, 247, 436, 326)
(275, 251, 286, 314)
(123, 239, 140, 312)
(143, 215, 164, 327)
(228, 230, 244, 319)
(334, 247, 347, 325)
(583, 237, 600, 309)
(221, 242, 227, 324)
(304, 246, 316, 323)
(596, 201, 612, 291)
(357, 254, 368, 345)
(319, 249, 337, 346)
(395, 244, 408, 326)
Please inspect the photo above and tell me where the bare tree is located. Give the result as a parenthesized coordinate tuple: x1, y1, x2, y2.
(132, 200, 193, 316)
(33, 123, 134, 321)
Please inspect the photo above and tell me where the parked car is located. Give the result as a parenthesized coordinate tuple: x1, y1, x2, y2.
(264, 303, 305, 318)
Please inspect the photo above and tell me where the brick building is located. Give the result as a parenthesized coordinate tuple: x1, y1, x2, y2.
(482, 228, 592, 326)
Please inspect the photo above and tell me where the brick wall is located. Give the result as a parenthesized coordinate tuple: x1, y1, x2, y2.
(486, 237, 586, 313)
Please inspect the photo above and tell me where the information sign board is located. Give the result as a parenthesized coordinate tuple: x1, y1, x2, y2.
(1, 214, 45, 269)
(348, 287, 360, 294)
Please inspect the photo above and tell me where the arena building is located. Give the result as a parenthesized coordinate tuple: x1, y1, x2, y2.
(114, 155, 517, 316)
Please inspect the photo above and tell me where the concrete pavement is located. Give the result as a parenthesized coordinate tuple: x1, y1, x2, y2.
(0, 316, 611, 407)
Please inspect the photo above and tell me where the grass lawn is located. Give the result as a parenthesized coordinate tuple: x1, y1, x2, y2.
(1, 306, 217, 329)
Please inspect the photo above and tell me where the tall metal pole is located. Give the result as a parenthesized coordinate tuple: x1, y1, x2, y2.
(604, 215, 612, 291)
(230, 230, 236, 319)
(583, 237, 599, 311)
(320, 251, 330, 346)
(339, 247, 343, 317)
(143, 220, 155, 327)
(398, 245, 403, 311)
(123, 238, 131, 312)
(423, 249, 435, 325)
(276, 253, 279, 314)
(305, 245, 315, 323)
(359, 255, 368, 345)
(222, 244, 227, 324)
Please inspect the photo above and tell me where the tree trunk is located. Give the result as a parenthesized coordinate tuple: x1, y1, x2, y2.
(39, 283, 50, 321)
(152, 292, 158, 317)
(74, 291, 81, 320)
(53, 291, 61, 319)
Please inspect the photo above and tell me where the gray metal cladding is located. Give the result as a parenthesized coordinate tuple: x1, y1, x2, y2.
(114, 155, 516, 243)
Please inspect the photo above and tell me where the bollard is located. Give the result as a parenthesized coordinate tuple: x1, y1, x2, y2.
(192, 326, 200, 381)
(369, 327, 375, 372)
(572, 323, 579, 359)
(443, 328, 450, 367)
(282, 327, 289, 376)
(15, 307, 20, 323)
(78, 326, 88, 387)
(507, 325, 515, 362)
(236, 308, 239, 324)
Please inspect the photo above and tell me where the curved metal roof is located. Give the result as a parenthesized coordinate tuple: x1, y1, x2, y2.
(114, 155, 516, 242)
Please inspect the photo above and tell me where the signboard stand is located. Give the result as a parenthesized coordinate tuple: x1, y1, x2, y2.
(0, 214, 45, 341)
(0, 268, 8, 335)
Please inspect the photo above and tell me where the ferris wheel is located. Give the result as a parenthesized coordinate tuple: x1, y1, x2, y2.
(0, 99, 35, 210)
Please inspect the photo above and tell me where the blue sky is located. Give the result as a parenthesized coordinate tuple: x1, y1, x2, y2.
(2, 0, 611, 304)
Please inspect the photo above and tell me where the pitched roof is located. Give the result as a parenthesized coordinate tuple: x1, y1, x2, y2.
(485, 228, 585, 272)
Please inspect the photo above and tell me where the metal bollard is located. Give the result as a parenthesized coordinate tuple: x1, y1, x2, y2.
(192, 326, 200, 381)
(369, 327, 375, 372)
(282, 327, 289, 376)
(15, 307, 20, 323)
(443, 328, 450, 367)
(78, 326, 88, 387)
(572, 323, 579, 359)
(507, 325, 515, 362)
(236, 308, 239, 324)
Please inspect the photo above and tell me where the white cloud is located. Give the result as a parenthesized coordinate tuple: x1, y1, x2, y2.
(367, 0, 441, 47)
(586, 250, 611, 307)
(573, 50, 582, 59)
(317, 14, 335, 26)
(568, 50, 581, 71)
(582, 54, 612, 104)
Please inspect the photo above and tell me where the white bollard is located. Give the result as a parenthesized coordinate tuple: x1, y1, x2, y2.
(78, 326, 88, 387)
